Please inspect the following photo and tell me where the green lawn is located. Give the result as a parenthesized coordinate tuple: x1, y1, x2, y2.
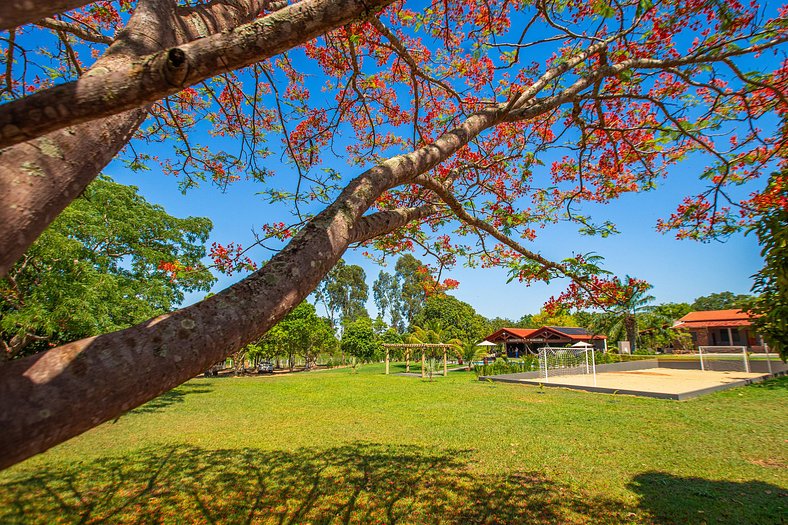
(1, 364, 786, 524)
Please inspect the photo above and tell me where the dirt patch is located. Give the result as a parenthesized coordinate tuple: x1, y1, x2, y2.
(607, 371, 671, 377)
(747, 458, 787, 469)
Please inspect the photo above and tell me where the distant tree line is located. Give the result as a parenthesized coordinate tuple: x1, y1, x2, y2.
(1, 176, 768, 366)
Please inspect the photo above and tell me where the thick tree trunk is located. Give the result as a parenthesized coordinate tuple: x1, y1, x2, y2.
(0, 169, 432, 468)
(0, 59, 514, 468)
(0, 0, 177, 277)
(0, 110, 149, 277)
(625, 315, 638, 354)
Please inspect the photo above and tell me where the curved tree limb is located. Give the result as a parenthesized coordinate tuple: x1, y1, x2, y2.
(0, 73, 518, 466)
(0, 1, 97, 32)
(0, 0, 392, 277)
(0, 148, 432, 468)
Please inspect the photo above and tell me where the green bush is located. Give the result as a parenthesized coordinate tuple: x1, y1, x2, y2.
(594, 352, 622, 364)
(473, 357, 538, 377)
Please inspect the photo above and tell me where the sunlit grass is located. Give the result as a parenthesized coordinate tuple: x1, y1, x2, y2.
(1, 364, 785, 524)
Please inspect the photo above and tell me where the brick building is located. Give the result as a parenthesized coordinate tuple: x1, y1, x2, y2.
(671, 309, 766, 352)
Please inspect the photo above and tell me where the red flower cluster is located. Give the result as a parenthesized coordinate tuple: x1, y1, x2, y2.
(209, 242, 258, 276)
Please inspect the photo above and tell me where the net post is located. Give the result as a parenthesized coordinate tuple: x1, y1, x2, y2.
(585, 349, 589, 374)
(540, 349, 549, 383)
(743, 347, 750, 373)
(765, 346, 773, 375)
(591, 347, 597, 387)
(699, 347, 705, 371)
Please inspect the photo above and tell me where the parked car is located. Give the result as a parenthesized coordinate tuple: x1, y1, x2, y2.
(257, 361, 274, 374)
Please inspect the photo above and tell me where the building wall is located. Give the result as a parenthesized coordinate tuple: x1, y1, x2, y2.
(693, 328, 711, 347)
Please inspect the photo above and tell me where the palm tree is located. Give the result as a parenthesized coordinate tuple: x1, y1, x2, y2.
(405, 321, 461, 380)
(458, 341, 487, 371)
(603, 279, 655, 353)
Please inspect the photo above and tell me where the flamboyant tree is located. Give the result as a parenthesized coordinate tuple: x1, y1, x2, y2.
(0, 0, 786, 469)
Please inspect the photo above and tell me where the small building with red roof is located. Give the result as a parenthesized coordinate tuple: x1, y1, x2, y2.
(484, 326, 607, 357)
(671, 309, 765, 351)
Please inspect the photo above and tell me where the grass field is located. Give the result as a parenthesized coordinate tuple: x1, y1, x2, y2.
(1, 364, 786, 524)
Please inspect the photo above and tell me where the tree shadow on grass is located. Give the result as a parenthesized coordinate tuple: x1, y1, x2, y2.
(629, 472, 787, 525)
(0, 443, 633, 524)
(128, 382, 213, 415)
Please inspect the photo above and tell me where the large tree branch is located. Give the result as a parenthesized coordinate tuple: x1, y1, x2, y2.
(350, 204, 441, 244)
(0, 72, 521, 466)
(0, 0, 394, 149)
(0, 1, 97, 32)
(0, 146, 420, 468)
(0, 0, 391, 277)
(0, 0, 193, 278)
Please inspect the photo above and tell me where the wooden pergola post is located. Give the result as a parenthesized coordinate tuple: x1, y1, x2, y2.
(382, 343, 453, 378)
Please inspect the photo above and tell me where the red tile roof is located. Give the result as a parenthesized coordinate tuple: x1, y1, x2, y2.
(677, 309, 751, 322)
(485, 326, 606, 342)
(485, 328, 538, 341)
(675, 320, 752, 328)
(673, 309, 754, 329)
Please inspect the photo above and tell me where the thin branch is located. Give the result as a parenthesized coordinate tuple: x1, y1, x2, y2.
(36, 17, 114, 45)
(0, 0, 396, 149)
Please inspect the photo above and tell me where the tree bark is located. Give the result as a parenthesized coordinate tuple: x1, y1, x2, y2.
(0, 1, 98, 31)
(0, 49, 574, 468)
(0, 154, 432, 468)
(0, 0, 178, 278)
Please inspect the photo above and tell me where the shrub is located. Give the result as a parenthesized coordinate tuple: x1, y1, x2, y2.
(473, 357, 538, 377)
